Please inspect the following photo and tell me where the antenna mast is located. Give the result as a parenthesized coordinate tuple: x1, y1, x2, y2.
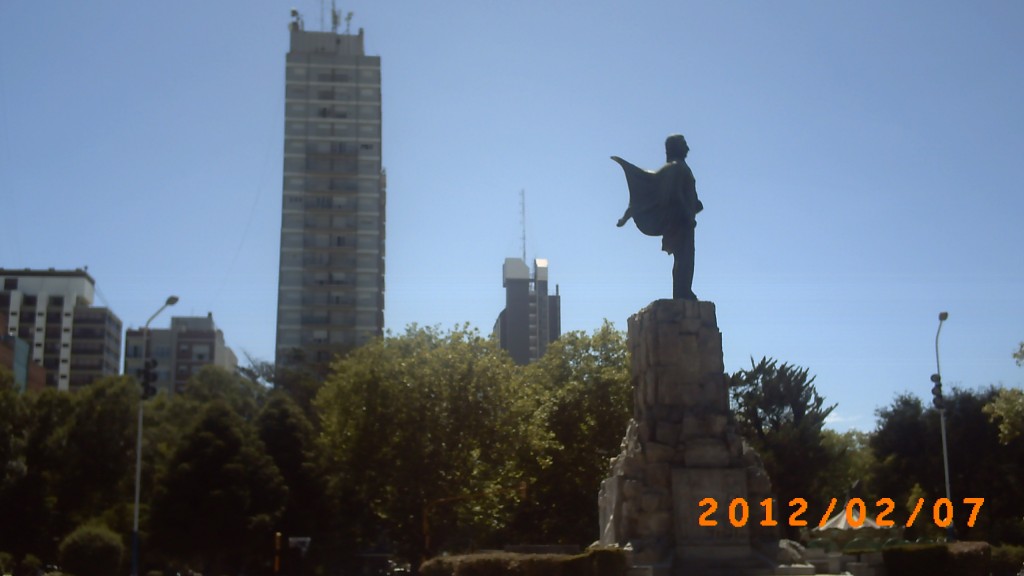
(520, 189, 527, 262)
(330, 0, 340, 33)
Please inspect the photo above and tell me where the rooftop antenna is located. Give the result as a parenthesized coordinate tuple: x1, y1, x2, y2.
(319, 0, 325, 31)
(289, 8, 304, 31)
(330, 0, 340, 33)
(520, 189, 527, 262)
(345, 11, 354, 34)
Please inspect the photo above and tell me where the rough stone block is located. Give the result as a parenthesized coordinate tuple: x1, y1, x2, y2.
(680, 414, 704, 440)
(673, 468, 751, 545)
(679, 317, 701, 334)
(645, 441, 674, 463)
(652, 404, 676, 422)
(623, 479, 642, 499)
(621, 502, 638, 527)
(708, 414, 728, 437)
(655, 422, 680, 446)
(680, 382, 703, 408)
(683, 300, 701, 318)
(648, 463, 671, 489)
(655, 368, 685, 406)
(641, 490, 664, 513)
(616, 455, 646, 479)
(698, 330, 725, 372)
(663, 334, 699, 367)
(644, 370, 658, 408)
(684, 438, 731, 468)
(698, 301, 717, 327)
(639, 511, 672, 537)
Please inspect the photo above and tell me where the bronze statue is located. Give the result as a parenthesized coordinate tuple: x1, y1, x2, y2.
(613, 134, 703, 300)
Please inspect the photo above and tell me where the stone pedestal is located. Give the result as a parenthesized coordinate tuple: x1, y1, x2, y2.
(598, 300, 777, 575)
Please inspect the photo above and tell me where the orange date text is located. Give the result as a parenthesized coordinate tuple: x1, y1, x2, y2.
(697, 497, 985, 529)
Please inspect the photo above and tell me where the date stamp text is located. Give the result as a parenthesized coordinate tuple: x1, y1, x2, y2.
(697, 497, 985, 529)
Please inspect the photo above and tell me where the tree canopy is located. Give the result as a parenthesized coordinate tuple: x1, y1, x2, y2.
(729, 357, 837, 538)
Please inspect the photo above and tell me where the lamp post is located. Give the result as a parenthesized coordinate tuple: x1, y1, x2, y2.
(930, 311, 955, 541)
(132, 296, 178, 576)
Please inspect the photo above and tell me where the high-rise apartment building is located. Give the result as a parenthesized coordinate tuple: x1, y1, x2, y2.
(493, 258, 561, 365)
(0, 268, 122, 391)
(276, 12, 386, 368)
(124, 313, 238, 395)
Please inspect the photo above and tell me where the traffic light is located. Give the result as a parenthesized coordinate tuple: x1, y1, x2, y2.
(930, 373, 944, 409)
(142, 358, 159, 399)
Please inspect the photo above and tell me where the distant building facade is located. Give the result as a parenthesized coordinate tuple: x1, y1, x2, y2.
(275, 12, 386, 369)
(0, 268, 122, 391)
(124, 313, 238, 395)
(0, 334, 47, 392)
(493, 258, 561, 365)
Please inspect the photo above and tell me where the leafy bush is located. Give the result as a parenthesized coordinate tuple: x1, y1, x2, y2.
(883, 542, 992, 576)
(992, 545, 1024, 576)
(58, 524, 124, 576)
(18, 554, 42, 576)
(882, 543, 949, 576)
(420, 547, 627, 576)
(948, 541, 990, 576)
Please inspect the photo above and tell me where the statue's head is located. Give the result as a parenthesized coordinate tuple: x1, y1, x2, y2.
(665, 134, 689, 161)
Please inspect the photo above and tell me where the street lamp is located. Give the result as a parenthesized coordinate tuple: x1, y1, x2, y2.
(132, 296, 178, 576)
(930, 311, 955, 541)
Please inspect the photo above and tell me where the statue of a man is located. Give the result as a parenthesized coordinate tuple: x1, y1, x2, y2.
(613, 134, 703, 300)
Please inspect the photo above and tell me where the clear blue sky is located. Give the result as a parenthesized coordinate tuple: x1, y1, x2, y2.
(2, 1, 1022, 432)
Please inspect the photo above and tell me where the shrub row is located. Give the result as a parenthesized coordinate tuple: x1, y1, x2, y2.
(882, 542, 992, 576)
(991, 544, 1024, 576)
(420, 547, 627, 576)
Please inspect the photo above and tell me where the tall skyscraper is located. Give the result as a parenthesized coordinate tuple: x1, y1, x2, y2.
(276, 12, 386, 368)
(0, 268, 122, 391)
(493, 258, 561, 365)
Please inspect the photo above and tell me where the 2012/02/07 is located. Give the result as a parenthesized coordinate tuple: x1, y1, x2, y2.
(698, 497, 985, 528)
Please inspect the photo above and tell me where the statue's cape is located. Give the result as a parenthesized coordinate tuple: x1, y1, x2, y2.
(611, 155, 671, 237)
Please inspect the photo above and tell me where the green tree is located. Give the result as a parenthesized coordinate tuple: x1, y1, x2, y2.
(817, 429, 876, 504)
(870, 394, 930, 513)
(150, 401, 286, 574)
(57, 377, 137, 532)
(729, 357, 836, 538)
(984, 387, 1024, 444)
(509, 321, 631, 545)
(256, 390, 327, 571)
(183, 365, 267, 421)
(8, 388, 76, 559)
(872, 387, 1024, 542)
(239, 354, 322, 422)
(1014, 342, 1023, 367)
(0, 368, 29, 557)
(317, 325, 539, 565)
(58, 523, 125, 576)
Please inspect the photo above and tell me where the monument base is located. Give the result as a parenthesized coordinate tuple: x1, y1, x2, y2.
(598, 300, 778, 576)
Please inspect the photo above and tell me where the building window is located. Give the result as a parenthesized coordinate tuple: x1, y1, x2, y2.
(3, 278, 16, 290)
